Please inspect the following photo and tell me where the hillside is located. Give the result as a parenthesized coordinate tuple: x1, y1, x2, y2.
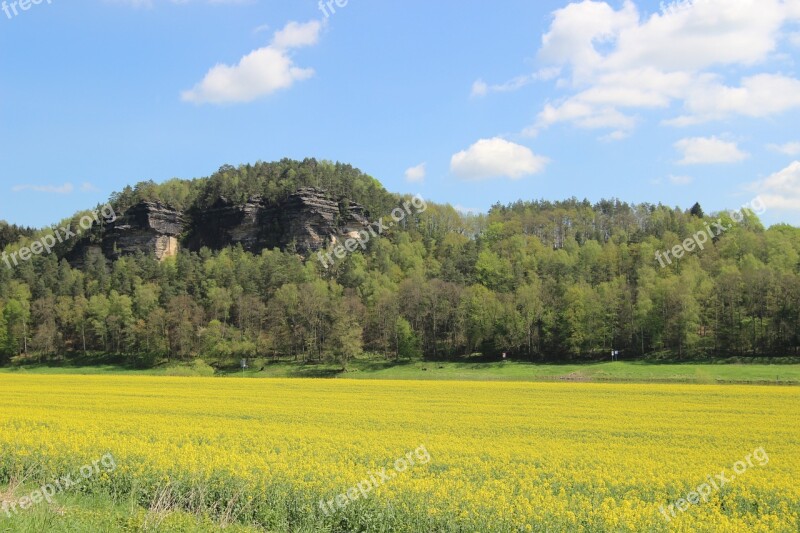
(1, 159, 799, 368)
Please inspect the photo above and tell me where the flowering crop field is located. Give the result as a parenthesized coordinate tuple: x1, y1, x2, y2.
(0, 375, 798, 532)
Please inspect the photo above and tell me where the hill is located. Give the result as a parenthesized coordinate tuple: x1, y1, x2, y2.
(1, 159, 799, 368)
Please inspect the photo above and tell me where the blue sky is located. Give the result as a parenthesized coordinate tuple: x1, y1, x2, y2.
(2, 0, 800, 228)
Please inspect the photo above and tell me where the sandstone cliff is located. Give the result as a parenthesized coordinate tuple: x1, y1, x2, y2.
(69, 188, 369, 264)
(186, 187, 369, 254)
(103, 201, 186, 261)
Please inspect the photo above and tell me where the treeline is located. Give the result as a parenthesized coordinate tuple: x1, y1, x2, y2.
(1, 163, 799, 366)
(0, 222, 36, 251)
(109, 158, 396, 217)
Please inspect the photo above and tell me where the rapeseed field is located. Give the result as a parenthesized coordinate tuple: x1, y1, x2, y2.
(0, 375, 797, 532)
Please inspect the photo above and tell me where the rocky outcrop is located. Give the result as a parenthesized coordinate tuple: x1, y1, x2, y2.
(187, 187, 369, 254)
(185, 196, 272, 253)
(64, 243, 105, 270)
(274, 188, 370, 253)
(103, 202, 185, 261)
(66, 188, 367, 265)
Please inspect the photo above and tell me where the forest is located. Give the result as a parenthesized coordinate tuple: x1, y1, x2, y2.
(1, 159, 799, 368)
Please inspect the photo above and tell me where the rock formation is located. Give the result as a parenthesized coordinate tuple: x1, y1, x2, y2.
(66, 188, 370, 265)
(103, 201, 185, 261)
(186, 187, 369, 254)
(272, 187, 370, 253)
(185, 196, 269, 253)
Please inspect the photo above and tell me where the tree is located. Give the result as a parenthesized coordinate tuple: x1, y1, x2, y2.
(0, 302, 8, 363)
(167, 295, 202, 359)
(268, 284, 303, 359)
(458, 284, 502, 354)
(4, 282, 31, 356)
(88, 294, 110, 352)
(363, 275, 399, 358)
(563, 283, 606, 357)
(475, 249, 514, 292)
(515, 280, 545, 359)
(107, 291, 134, 354)
(394, 317, 421, 360)
(330, 295, 364, 369)
(31, 296, 59, 359)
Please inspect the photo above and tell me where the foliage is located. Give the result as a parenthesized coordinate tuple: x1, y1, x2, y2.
(1, 163, 799, 363)
(107, 158, 396, 217)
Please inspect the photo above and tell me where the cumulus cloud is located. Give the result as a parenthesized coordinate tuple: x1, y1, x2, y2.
(182, 20, 321, 104)
(767, 141, 800, 156)
(667, 74, 800, 126)
(450, 138, 548, 180)
(527, 0, 800, 133)
(529, 99, 637, 135)
(272, 20, 323, 49)
(747, 161, 800, 210)
(539, 0, 639, 80)
(675, 136, 748, 165)
(404, 163, 426, 183)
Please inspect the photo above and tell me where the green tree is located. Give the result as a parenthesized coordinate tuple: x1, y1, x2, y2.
(394, 317, 421, 360)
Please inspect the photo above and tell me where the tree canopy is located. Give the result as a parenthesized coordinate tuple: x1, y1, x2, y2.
(1, 161, 798, 366)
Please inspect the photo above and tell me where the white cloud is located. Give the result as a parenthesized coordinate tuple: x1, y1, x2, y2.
(539, 0, 639, 80)
(668, 174, 693, 185)
(788, 0, 800, 19)
(603, 0, 786, 73)
(599, 130, 629, 142)
(675, 136, 748, 165)
(182, 20, 321, 104)
(767, 141, 800, 156)
(539, 0, 786, 75)
(12, 183, 74, 194)
(471, 80, 489, 98)
(576, 68, 693, 108)
(81, 182, 101, 192)
(747, 160, 800, 210)
(529, 0, 800, 133)
(529, 67, 694, 133)
(668, 73, 800, 125)
(529, 99, 636, 135)
(404, 163, 426, 183)
(451, 138, 548, 180)
(471, 68, 561, 98)
(272, 20, 322, 49)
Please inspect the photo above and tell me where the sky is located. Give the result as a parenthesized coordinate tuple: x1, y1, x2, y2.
(2, 0, 800, 228)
